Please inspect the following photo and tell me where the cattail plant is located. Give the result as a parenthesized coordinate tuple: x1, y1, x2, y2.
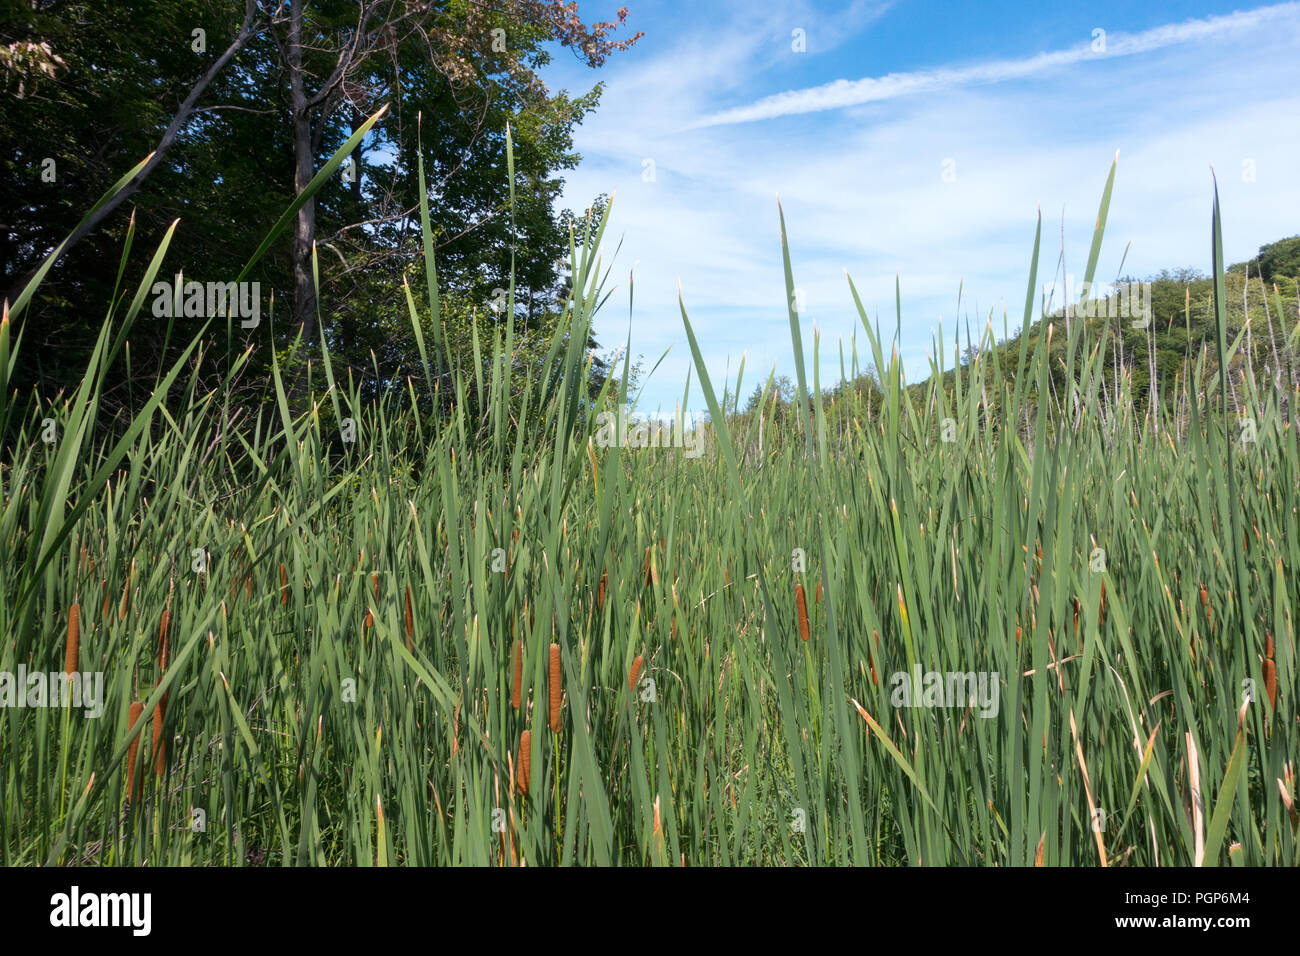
(629, 655, 644, 695)
(548, 643, 562, 732)
(64, 603, 80, 675)
(795, 582, 810, 641)
(3, 150, 1295, 868)
(516, 730, 531, 795)
(125, 701, 144, 803)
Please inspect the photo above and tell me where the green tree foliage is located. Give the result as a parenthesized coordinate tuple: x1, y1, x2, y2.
(0, 0, 641, 421)
(919, 261, 1300, 429)
(1231, 235, 1300, 284)
(720, 247, 1299, 446)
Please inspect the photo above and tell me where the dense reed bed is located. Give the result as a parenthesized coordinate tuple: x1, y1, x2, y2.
(0, 141, 1296, 865)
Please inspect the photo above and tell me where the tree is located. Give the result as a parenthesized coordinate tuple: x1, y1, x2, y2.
(1, 1, 280, 315)
(744, 374, 796, 414)
(1255, 236, 1300, 283)
(1, 0, 642, 417)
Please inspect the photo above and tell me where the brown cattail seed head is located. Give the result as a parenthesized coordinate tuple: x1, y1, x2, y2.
(795, 583, 810, 642)
(517, 730, 531, 794)
(629, 655, 644, 695)
(1263, 659, 1277, 712)
(548, 643, 562, 732)
(125, 701, 145, 802)
(65, 603, 80, 675)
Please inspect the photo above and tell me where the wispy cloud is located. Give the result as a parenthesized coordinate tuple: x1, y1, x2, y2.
(546, 1, 1300, 414)
(688, 2, 1300, 128)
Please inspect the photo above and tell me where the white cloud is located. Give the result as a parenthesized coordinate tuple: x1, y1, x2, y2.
(688, 2, 1300, 128)
(553, 3, 1300, 411)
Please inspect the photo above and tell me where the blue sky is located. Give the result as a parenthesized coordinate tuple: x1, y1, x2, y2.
(536, 1, 1300, 417)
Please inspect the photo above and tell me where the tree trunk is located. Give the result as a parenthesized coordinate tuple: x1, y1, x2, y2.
(341, 106, 364, 359)
(288, 0, 316, 351)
